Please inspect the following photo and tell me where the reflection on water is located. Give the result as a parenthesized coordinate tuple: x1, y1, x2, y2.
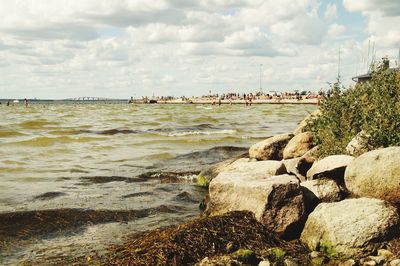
(0, 103, 316, 264)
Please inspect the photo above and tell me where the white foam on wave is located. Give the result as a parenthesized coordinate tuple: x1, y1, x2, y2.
(160, 129, 236, 137)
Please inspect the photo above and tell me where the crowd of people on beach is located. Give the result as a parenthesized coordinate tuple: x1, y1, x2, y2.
(129, 90, 322, 104)
(203, 90, 320, 101)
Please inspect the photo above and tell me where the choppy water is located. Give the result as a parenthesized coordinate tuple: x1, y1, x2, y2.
(0, 102, 316, 264)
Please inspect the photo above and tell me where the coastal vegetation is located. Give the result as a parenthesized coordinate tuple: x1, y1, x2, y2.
(307, 58, 400, 157)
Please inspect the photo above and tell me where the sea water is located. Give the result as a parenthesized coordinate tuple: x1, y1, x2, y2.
(0, 102, 316, 263)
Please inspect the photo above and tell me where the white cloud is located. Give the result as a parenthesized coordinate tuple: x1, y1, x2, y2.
(325, 3, 338, 20)
(0, 0, 396, 99)
(328, 24, 346, 36)
(343, 0, 400, 48)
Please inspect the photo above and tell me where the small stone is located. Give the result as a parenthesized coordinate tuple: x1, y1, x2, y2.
(368, 256, 386, 265)
(339, 259, 356, 266)
(377, 249, 393, 259)
(390, 259, 400, 266)
(309, 251, 322, 258)
(226, 242, 235, 253)
(363, 260, 377, 266)
(284, 258, 299, 266)
(259, 260, 271, 266)
(311, 256, 329, 266)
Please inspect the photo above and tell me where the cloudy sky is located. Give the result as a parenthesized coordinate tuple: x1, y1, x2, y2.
(0, 0, 399, 99)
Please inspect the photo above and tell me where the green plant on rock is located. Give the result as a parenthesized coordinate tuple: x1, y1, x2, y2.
(267, 247, 286, 262)
(307, 58, 400, 157)
(231, 249, 258, 264)
(319, 241, 338, 258)
(196, 173, 210, 188)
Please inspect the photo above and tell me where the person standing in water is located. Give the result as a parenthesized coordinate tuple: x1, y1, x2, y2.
(24, 98, 28, 107)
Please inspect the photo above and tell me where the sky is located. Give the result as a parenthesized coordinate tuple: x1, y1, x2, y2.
(0, 0, 399, 99)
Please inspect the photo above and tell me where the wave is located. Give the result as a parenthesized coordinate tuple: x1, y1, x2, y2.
(0, 129, 26, 138)
(13, 136, 106, 147)
(158, 129, 236, 137)
(18, 119, 60, 129)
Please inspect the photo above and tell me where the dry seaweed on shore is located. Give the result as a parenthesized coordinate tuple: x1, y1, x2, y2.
(102, 211, 309, 265)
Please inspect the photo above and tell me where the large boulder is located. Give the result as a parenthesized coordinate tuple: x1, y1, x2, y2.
(300, 178, 343, 211)
(283, 132, 314, 159)
(306, 155, 354, 181)
(207, 173, 306, 239)
(222, 159, 287, 179)
(293, 109, 321, 135)
(300, 198, 400, 257)
(344, 147, 400, 202)
(249, 133, 293, 161)
(197, 157, 240, 187)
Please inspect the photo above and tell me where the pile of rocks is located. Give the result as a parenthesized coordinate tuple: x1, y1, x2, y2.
(199, 111, 400, 263)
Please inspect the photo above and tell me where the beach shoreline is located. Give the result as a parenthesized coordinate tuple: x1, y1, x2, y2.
(138, 98, 319, 105)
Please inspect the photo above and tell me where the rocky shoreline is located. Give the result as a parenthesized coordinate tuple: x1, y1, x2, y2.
(195, 111, 400, 265)
(9, 111, 400, 265)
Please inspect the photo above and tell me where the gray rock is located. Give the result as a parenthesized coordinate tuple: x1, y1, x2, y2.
(207, 173, 306, 238)
(249, 133, 294, 161)
(344, 147, 400, 203)
(346, 130, 372, 156)
(300, 198, 400, 257)
(306, 155, 354, 181)
(300, 178, 343, 207)
(283, 132, 314, 159)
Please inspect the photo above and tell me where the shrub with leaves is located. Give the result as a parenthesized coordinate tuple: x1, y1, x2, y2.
(307, 59, 400, 157)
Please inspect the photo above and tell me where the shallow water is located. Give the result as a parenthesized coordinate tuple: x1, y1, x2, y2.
(0, 102, 316, 263)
